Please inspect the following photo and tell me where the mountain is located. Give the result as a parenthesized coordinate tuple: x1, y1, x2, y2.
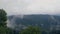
(7, 14, 60, 31)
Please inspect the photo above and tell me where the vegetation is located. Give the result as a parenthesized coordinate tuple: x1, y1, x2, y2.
(0, 9, 60, 34)
(0, 9, 7, 27)
(20, 26, 41, 34)
(0, 9, 7, 34)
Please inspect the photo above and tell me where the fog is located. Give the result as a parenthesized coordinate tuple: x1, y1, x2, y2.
(0, 0, 60, 15)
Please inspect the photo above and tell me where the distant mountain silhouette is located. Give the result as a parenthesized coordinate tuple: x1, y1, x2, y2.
(7, 14, 60, 30)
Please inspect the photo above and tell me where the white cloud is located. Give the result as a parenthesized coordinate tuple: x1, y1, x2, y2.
(0, 0, 60, 15)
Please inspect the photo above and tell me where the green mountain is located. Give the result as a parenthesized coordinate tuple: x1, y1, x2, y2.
(7, 14, 60, 30)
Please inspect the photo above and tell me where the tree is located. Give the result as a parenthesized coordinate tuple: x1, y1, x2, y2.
(0, 9, 7, 34)
(0, 9, 7, 27)
(20, 26, 42, 34)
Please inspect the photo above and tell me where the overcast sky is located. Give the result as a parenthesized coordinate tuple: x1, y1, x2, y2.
(0, 0, 60, 15)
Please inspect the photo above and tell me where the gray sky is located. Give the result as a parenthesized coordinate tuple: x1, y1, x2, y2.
(0, 0, 60, 15)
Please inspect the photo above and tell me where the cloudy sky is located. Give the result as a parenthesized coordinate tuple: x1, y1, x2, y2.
(0, 0, 60, 15)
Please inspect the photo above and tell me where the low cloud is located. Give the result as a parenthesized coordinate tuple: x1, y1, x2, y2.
(0, 0, 60, 15)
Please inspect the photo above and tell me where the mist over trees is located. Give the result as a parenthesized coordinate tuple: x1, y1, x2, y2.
(0, 9, 42, 34)
(0, 9, 14, 34)
(0, 9, 60, 34)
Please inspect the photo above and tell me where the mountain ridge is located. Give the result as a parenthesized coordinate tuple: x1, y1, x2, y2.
(7, 14, 60, 30)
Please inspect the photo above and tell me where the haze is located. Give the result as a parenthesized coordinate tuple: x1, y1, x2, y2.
(0, 0, 60, 15)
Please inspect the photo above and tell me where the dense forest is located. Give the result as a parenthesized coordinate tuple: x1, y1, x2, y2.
(0, 9, 60, 34)
(0, 9, 42, 34)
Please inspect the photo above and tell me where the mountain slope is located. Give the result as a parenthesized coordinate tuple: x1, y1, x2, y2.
(7, 14, 60, 30)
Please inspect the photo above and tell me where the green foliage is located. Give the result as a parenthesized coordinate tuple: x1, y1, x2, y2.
(0, 26, 7, 34)
(20, 26, 42, 34)
(0, 9, 7, 27)
(0, 9, 7, 34)
(0, 26, 14, 34)
(0, 9, 18, 34)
